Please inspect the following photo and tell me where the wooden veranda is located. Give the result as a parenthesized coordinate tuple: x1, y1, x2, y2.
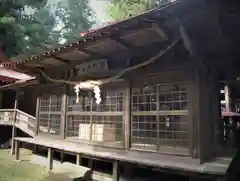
(1, 1, 240, 180)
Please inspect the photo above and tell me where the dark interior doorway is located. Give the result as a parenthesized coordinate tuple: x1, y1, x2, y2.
(2, 90, 15, 109)
(1, 89, 37, 117)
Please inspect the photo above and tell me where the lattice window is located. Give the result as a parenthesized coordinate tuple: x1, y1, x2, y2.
(66, 115, 91, 139)
(66, 88, 124, 147)
(39, 94, 61, 135)
(39, 95, 61, 113)
(131, 83, 189, 152)
(92, 90, 124, 112)
(132, 85, 157, 112)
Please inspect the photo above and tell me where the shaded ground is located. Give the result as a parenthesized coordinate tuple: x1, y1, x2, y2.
(0, 148, 216, 181)
(0, 149, 92, 181)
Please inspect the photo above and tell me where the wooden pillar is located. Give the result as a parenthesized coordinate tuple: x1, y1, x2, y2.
(124, 84, 131, 149)
(188, 81, 198, 157)
(35, 96, 40, 135)
(11, 91, 19, 155)
(76, 153, 82, 165)
(112, 160, 120, 181)
(15, 140, 20, 161)
(196, 63, 220, 163)
(47, 147, 53, 171)
(60, 85, 67, 139)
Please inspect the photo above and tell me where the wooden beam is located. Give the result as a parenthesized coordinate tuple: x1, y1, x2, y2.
(11, 91, 19, 155)
(19, 40, 174, 73)
(50, 55, 71, 65)
(68, 40, 171, 69)
(112, 160, 120, 181)
(77, 48, 103, 58)
(152, 23, 168, 41)
(110, 36, 133, 49)
(47, 147, 53, 171)
(179, 24, 193, 55)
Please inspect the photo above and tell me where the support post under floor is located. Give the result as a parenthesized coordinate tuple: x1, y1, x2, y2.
(11, 127, 16, 155)
(76, 153, 82, 166)
(15, 140, 20, 161)
(60, 151, 64, 163)
(47, 147, 53, 171)
(112, 160, 120, 181)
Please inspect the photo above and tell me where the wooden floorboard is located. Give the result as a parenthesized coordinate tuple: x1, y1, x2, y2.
(15, 137, 231, 176)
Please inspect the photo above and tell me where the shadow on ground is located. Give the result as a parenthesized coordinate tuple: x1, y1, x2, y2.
(43, 170, 93, 181)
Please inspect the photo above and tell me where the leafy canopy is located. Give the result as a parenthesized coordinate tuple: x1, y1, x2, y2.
(0, 0, 95, 58)
(107, 0, 171, 20)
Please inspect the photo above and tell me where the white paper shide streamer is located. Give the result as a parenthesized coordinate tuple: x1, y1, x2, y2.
(93, 86, 101, 104)
(74, 80, 102, 104)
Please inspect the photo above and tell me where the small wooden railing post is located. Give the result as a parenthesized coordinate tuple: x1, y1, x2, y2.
(11, 92, 19, 155)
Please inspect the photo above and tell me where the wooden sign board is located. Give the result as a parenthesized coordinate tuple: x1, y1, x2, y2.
(76, 59, 108, 76)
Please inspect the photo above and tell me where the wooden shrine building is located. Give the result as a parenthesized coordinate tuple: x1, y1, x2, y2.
(0, 1, 240, 180)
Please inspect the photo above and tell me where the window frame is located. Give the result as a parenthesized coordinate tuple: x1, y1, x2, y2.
(38, 91, 62, 137)
(65, 87, 126, 148)
(130, 82, 191, 154)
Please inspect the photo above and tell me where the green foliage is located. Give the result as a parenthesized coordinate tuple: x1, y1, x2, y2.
(0, 0, 49, 57)
(21, 5, 62, 54)
(107, 0, 170, 20)
(0, 0, 95, 58)
(56, 0, 95, 42)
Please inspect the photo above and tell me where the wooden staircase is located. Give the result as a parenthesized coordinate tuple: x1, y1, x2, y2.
(0, 109, 37, 137)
